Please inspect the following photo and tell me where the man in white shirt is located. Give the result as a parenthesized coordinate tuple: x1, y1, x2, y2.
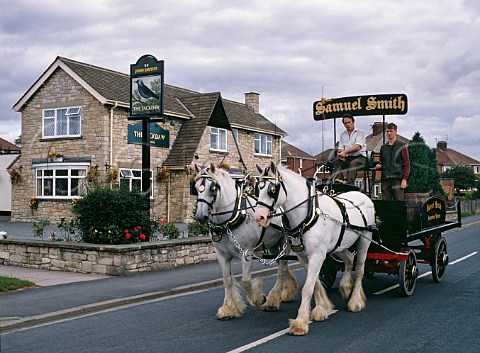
(332, 114, 367, 185)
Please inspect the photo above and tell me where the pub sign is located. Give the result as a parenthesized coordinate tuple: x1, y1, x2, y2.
(128, 122, 169, 148)
(130, 55, 164, 116)
(313, 94, 408, 120)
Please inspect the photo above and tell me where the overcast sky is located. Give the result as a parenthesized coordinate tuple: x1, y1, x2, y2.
(1, 0, 479, 160)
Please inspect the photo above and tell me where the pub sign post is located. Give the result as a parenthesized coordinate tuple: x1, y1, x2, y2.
(128, 55, 165, 200)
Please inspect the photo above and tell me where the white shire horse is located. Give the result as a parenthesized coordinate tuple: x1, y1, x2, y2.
(254, 162, 376, 336)
(192, 164, 298, 320)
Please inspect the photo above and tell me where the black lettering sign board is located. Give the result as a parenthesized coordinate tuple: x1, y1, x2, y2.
(313, 94, 408, 120)
(130, 55, 164, 116)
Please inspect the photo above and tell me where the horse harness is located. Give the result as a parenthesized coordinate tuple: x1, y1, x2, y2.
(257, 175, 376, 253)
(192, 175, 269, 246)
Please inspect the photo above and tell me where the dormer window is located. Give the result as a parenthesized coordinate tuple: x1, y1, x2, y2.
(210, 127, 227, 152)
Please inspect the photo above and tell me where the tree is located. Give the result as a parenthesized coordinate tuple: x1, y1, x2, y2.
(441, 166, 478, 192)
(405, 132, 444, 196)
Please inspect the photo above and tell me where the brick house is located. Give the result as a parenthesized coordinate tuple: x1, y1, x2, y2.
(435, 140, 480, 178)
(11, 57, 285, 223)
(281, 141, 317, 177)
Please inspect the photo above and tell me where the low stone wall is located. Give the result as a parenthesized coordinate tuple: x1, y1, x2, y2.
(0, 237, 217, 276)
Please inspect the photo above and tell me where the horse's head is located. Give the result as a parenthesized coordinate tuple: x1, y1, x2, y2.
(191, 163, 221, 224)
(254, 161, 287, 227)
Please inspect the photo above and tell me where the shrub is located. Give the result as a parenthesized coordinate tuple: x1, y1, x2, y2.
(72, 186, 156, 244)
(160, 219, 183, 239)
(187, 220, 209, 237)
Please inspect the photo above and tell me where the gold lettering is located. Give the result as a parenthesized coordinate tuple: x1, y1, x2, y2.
(134, 131, 142, 138)
(315, 101, 325, 116)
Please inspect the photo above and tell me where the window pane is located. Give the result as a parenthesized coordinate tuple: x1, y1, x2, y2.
(219, 129, 226, 150)
(56, 169, 68, 176)
(55, 178, 68, 196)
(37, 179, 42, 196)
(132, 179, 141, 192)
(210, 128, 218, 149)
(57, 109, 67, 135)
(71, 179, 80, 196)
(44, 179, 53, 196)
(67, 107, 80, 115)
(69, 115, 80, 135)
(44, 118, 55, 136)
(44, 170, 53, 176)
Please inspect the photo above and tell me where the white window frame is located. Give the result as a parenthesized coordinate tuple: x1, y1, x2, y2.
(210, 127, 228, 152)
(119, 168, 154, 198)
(474, 165, 480, 174)
(34, 163, 89, 199)
(254, 133, 273, 156)
(42, 106, 81, 138)
(355, 178, 363, 190)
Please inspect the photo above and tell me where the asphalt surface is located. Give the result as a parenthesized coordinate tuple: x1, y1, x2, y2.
(0, 216, 293, 333)
(1, 214, 476, 334)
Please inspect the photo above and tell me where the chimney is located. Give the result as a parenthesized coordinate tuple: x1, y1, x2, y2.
(372, 122, 386, 136)
(245, 92, 259, 113)
(437, 141, 447, 151)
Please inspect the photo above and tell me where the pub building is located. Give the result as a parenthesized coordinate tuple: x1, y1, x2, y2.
(11, 57, 286, 223)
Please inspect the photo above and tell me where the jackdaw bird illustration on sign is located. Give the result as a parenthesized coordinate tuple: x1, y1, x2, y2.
(135, 79, 160, 100)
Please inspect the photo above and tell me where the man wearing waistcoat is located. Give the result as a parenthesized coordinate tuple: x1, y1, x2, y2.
(375, 123, 410, 200)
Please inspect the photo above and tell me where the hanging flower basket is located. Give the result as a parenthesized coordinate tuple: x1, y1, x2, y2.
(156, 167, 171, 183)
(217, 161, 230, 171)
(8, 167, 21, 184)
(29, 197, 39, 210)
(86, 166, 98, 184)
(107, 166, 119, 182)
(48, 151, 64, 162)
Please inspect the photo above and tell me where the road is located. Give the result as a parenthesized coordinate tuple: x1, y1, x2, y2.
(1, 218, 479, 353)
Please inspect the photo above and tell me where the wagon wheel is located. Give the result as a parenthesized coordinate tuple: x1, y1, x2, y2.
(398, 249, 418, 296)
(432, 236, 448, 283)
(320, 258, 338, 289)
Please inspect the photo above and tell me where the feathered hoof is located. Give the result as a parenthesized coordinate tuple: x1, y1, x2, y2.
(264, 304, 280, 312)
(347, 299, 366, 313)
(217, 306, 242, 320)
(287, 318, 308, 336)
(311, 306, 330, 322)
(217, 315, 236, 321)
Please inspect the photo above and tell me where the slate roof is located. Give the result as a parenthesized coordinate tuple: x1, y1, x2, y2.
(282, 141, 314, 160)
(14, 56, 286, 167)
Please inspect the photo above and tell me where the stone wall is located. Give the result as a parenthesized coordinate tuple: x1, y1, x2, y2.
(0, 237, 217, 276)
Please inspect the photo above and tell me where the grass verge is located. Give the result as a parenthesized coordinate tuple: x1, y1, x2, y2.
(0, 275, 36, 292)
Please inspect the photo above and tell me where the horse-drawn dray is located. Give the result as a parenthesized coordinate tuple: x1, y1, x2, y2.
(190, 93, 461, 336)
(318, 192, 462, 296)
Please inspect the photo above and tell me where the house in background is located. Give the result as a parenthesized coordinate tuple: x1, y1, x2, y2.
(281, 141, 316, 177)
(10, 56, 286, 223)
(436, 140, 480, 178)
(0, 137, 21, 215)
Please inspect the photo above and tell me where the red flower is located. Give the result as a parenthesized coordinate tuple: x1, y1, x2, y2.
(124, 229, 128, 234)
(161, 219, 167, 224)
(139, 233, 146, 241)
(125, 233, 131, 239)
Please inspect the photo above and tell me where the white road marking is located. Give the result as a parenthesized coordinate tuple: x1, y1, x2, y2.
(374, 251, 478, 295)
(227, 311, 339, 353)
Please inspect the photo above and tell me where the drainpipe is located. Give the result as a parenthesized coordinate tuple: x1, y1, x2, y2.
(110, 102, 119, 167)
